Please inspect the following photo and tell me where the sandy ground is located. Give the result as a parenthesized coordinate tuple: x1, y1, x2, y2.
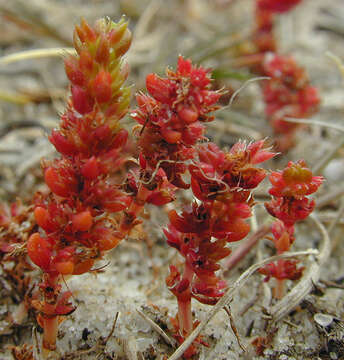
(1, 0, 344, 359)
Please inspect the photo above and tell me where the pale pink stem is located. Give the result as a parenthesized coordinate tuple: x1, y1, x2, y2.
(274, 278, 285, 300)
(42, 313, 59, 351)
(178, 263, 194, 336)
(42, 274, 59, 353)
(225, 224, 270, 271)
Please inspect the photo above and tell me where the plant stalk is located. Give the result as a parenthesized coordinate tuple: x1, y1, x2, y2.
(178, 263, 194, 336)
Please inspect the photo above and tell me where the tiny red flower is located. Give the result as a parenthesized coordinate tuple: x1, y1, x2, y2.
(268, 160, 323, 198)
(259, 259, 304, 281)
(265, 196, 315, 226)
(190, 140, 275, 201)
(261, 54, 320, 150)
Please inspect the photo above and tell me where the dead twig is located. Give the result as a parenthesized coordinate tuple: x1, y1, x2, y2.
(224, 306, 246, 352)
(319, 280, 344, 290)
(103, 312, 120, 345)
(136, 309, 176, 347)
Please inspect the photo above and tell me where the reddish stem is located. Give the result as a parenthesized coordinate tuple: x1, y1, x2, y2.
(178, 263, 194, 336)
(225, 224, 270, 271)
(42, 313, 59, 351)
(274, 278, 285, 299)
(178, 299, 192, 337)
(42, 274, 59, 352)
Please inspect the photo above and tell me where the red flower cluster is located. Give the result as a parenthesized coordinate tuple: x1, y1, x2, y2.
(259, 220, 303, 282)
(260, 160, 323, 288)
(265, 160, 323, 226)
(262, 54, 320, 151)
(26, 18, 132, 351)
(132, 56, 221, 188)
(248, 0, 320, 151)
(257, 0, 302, 13)
(165, 139, 274, 351)
(254, 0, 303, 56)
(129, 57, 226, 356)
(190, 140, 275, 200)
(259, 258, 303, 282)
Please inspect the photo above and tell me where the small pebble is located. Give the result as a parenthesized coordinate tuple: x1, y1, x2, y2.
(314, 313, 333, 328)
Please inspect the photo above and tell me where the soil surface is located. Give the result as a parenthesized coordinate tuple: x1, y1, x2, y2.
(1, 1, 344, 359)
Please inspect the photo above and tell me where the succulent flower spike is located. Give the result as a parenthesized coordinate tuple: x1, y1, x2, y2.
(261, 54, 320, 151)
(27, 17, 132, 352)
(162, 135, 274, 350)
(133, 58, 275, 355)
(261, 160, 323, 298)
(131, 56, 222, 189)
(249, 0, 320, 151)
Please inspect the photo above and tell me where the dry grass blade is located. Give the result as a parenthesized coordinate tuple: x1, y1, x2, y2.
(269, 214, 330, 323)
(133, 0, 162, 40)
(312, 135, 344, 174)
(325, 51, 344, 78)
(32, 327, 42, 360)
(284, 117, 344, 132)
(207, 120, 262, 140)
(167, 249, 318, 360)
(327, 198, 344, 252)
(123, 336, 139, 360)
(0, 90, 31, 104)
(316, 185, 344, 208)
(219, 76, 270, 113)
(0, 48, 75, 65)
(0, 3, 71, 45)
(328, 198, 344, 236)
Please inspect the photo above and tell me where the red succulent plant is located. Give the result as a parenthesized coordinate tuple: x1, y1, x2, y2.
(132, 56, 222, 189)
(26, 17, 132, 351)
(262, 54, 320, 150)
(260, 160, 323, 298)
